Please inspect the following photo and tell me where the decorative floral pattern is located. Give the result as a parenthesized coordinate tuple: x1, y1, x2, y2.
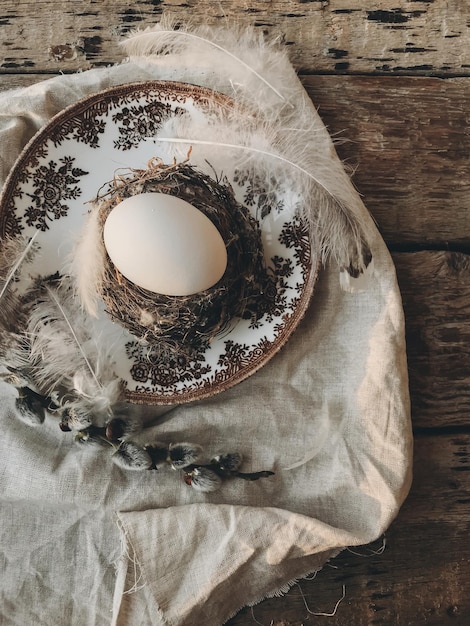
(24, 157, 88, 231)
(279, 215, 311, 276)
(0, 81, 316, 404)
(126, 340, 212, 393)
(233, 168, 286, 219)
(49, 100, 109, 149)
(2, 212, 23, 238)
(112, 101, 185, 151)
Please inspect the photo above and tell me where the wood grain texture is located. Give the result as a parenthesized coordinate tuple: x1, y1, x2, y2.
(304, 76, 470, 248)
(394, 251, 470, 430)
(1, 3, 469, 625)
(1, 74, 468, 247)
(0, 1, 469, 76)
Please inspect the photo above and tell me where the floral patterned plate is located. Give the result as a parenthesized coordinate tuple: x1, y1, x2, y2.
(0, 81, 318, 405)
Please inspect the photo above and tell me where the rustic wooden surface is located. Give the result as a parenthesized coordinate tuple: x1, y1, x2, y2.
(1, 2, 469, 625)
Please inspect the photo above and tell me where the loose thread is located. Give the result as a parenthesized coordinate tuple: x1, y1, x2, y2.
(346, 535, 387, 557)
(115, 517, 146, 595)
(250, 606, 273, 626)
(123, 549, 145, 595)
(250, 577, 345, 624)
(296, 582, 346, 617)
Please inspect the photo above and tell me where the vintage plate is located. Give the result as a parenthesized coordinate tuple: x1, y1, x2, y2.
(0, 81, 318, 405)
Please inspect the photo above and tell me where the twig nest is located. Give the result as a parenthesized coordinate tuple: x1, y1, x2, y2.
(92, 159, 275, 355)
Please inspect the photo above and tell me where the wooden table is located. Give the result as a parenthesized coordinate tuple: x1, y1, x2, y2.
(2, 2, 469, 624)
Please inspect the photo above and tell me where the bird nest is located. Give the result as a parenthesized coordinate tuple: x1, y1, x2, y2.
(95, 158, 276, 357)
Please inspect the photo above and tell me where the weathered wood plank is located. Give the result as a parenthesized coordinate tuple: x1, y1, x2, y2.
(0, 74, 468, 246)
(394, 251, 470, 430)
(227, 431, 470, 625)
(0, 1, 469, 76)
(1, 5, 468, 626)
(0, 73, 47, 91)
(304, 75, 470, 248)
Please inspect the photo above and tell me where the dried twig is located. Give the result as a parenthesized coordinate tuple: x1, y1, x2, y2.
(94, 159, 276, 356)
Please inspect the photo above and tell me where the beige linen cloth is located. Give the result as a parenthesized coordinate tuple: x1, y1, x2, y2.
(0, 26, 412, 626)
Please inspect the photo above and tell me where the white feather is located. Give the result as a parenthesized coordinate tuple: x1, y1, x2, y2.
(151, 110, 374, 277)
(65, 202, 106, 317)
(22, 281, 122, 415)
(0, 231, 39, 301)
(120, 17, 292, 111)
(0, 235, 42, 374)
(123, 20, 374, 284)
(72, 372, 123, 415)
(0, 233, 40, 335)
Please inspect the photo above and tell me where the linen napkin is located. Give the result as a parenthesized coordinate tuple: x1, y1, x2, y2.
(0, 24, 412, 626)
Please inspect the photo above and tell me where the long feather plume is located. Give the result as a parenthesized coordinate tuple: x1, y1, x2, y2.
(0, 236, 43, 384)
(65, 202, 106, 317)
(124, 20, 374, 287)
(43, 284, 102, 390)
(0, 233, 40, 334)
(0, 231, 39, 302)
(149, 109, 374, 280)
(19, 279, 123, 417)
(124, 24, 286, 103)
(121, 17, 296, 112)
(154, 135, 360, 230)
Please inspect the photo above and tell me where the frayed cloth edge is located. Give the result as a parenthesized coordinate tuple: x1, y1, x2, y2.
(221, 547, 345, 625)
(112, 513, 169, 626)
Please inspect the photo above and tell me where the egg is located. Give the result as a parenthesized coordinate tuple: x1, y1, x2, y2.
(103, 192, 228, 296)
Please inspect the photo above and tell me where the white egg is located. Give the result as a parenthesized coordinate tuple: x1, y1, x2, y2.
(103, 192, 228, 296)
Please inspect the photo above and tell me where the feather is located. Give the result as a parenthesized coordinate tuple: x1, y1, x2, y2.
(0, 232, 40, 332)
(125, 20, 374, 286)
(65, 201, 106, 317)
(0, 235, 43, 389)
(121, 17, 291, 111)
(44, 284, 102, 388)
(150, 111, 374, 282)
(0, 231, 39, 301)
(0, 239, 124, 427)
(18, 278, 123, 418)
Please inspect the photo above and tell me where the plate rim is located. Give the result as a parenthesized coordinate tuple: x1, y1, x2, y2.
(0, 79, 319, 405)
